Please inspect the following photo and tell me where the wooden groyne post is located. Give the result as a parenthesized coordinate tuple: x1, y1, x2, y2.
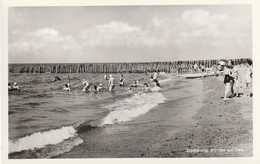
(9, 58, 252, 74)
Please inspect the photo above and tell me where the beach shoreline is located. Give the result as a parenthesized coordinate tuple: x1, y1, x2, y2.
(162, 77, 253, 157)
(55, 76, 252, 158)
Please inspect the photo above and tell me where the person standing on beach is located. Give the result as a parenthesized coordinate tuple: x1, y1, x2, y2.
(227, 60, 235, 97)
(108, 74, 115, 92)
(232, 64, 239, 97)
(245, 60, 253, 97)
(237, 62, 246, 95)
(223, 64, 232, 100)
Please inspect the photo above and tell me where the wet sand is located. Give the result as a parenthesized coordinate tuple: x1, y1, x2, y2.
(58, 76, 252, 158)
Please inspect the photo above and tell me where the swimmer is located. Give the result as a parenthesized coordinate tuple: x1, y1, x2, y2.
(155, 81, 160, 87)
(12, 82, 19, 90)
(63, 83, 71, 91)
(50, 76, 61, 82)
(119, 74, 125, 86)
(130, 80, 139, 87)
(108, 74, 115, 92)
(142, 83, 151, 92)
(150, 74, 154, 81)
(8, 83, 12, 90)
(97, 83, 103, 91)
(93, 85, 98, 92)
(127, 87, 133, 93)
(55, 76, 61, 81)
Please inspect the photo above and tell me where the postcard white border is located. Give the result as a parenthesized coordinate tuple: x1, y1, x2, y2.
(1, 0, 260, 164)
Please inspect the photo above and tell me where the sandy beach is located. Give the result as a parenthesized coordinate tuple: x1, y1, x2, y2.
(55, 76, 252, 158)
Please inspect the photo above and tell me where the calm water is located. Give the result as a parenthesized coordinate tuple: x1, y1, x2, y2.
(8, 72, 175, 158)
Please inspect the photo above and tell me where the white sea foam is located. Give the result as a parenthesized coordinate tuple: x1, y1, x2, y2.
(9, 126, 77, 154)
(99, 91, 166, 126)
(159, 78, 173, 83)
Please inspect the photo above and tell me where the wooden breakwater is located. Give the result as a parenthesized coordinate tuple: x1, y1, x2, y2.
(8, 58, 251, 74)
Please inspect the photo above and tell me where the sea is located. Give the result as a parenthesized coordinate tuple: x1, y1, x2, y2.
(8, 72, 179, 158)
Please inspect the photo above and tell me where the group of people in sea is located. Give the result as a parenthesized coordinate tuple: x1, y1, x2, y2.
(219, 59, 253, 101)
(9, 59, 253, 100)
(8, 82, 19, 91)
(193, 63, 210, 74)
(62, 71, 161, 93)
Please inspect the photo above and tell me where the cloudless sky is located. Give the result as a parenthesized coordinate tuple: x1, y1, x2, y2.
(8, 5, 251, 63)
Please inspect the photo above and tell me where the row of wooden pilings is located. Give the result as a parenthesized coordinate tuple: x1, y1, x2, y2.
(9, 58, 251, 74)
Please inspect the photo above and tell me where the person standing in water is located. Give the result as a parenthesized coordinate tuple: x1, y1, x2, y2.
(82, 78, 91, 91)
(63, 76, 71, 91)
(119, 74, 125, 86)
(153, 71, 160, 87)
(67, 76, 71, 87)
(104, 74, 108, 81)
(108, 74, 115, 92)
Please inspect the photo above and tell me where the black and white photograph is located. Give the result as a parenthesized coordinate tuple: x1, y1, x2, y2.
(1, 1, 259, 162)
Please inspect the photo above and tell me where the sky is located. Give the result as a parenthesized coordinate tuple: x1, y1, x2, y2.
(8, 5, 252, 63)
